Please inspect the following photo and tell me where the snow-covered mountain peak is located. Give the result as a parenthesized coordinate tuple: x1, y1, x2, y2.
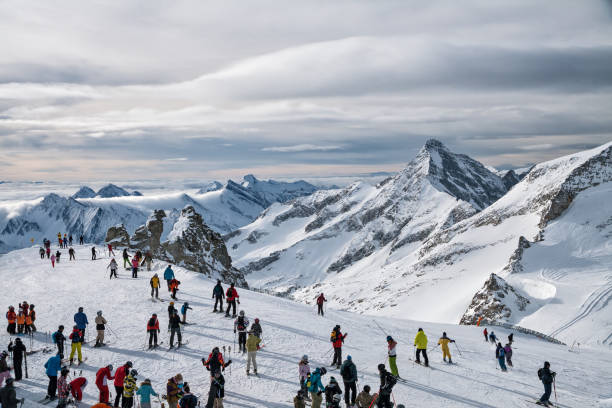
(72, 186, 96, 199)
(96, 183, 131, 198)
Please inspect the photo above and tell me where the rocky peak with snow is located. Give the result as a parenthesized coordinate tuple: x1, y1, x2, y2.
(226, 174, 318, 208)
(196, 181, 223, 194)
(72, 186, 96, 199)
(96, 184, 131, 198)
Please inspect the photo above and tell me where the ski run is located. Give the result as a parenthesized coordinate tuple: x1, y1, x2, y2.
(1, 246, 611, 408)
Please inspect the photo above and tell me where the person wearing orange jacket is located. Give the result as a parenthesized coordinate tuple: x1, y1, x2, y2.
(6, 306, 16, 334)
(16, 312, 25, 334)
(169, 279, 180, 300)
(225, 283, 239, 318)
(96, 364, 114, 404)
(24, 311, 33, 335)
(146, 314, 160, 349)
(330, 325, 347, 369)
(28, 305, 36, 332)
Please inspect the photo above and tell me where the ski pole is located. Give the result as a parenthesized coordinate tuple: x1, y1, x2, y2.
(107, 324, 120, 340)
(453, 342, 463, 357)
(553, 378, 558, 405)
(24, 352, 29, 379)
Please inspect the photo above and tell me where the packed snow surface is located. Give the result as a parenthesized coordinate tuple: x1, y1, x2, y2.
(2, 246, 611, 407)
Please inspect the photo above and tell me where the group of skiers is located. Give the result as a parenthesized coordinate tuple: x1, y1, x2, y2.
(483, 328, 514, 372)
(5, 302, 36, 335)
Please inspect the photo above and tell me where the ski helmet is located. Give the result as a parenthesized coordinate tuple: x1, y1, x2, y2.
(213, 347, 220, 353)
(152, 313, 157, 317)
(329, 376, 337, 384)
(126, 361, 133, 368)
(377, 363, 385, 371)
(386, 336, 392, 341)
(5, 378, 14, 386)
(0, 351, 7, 358)
(302, 354, 308, 361)
(319, 367, 327, 375)
(255, 318, 259, 323)
(443, 332, 447, 337)
(107, 364, 113, 371)
(130, 369, 138, 377)
(59, 325, 64, 330)
(30, 305, 35, 309)
(78, 307, 84, 312)
(544, 361, 550, 368)
(364, 385, 371, 393)
(97, 311, 102, 316)
(239, 310, 245, 316)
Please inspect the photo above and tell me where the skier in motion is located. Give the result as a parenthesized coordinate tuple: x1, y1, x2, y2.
(537, 361, 556, 407)
(438, 332, 455, 364)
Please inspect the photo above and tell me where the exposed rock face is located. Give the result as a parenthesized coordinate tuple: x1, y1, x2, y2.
(501, 170, 521, 190)
(105, 224, 130, 247)
(503, 236, 531, 274)
(130, 210, 166, 254)
(72, 186, 96, 199)
(460, 273, 530, 325)
(96, 184, 131, 198)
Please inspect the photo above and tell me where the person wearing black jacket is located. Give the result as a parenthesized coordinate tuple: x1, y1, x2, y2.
(212, 280, 225, 313)
(205, 371, 225, 408)
(53, 326, 66, 358)
(8, 338, 26, 380)
(537, 361, 556, 406)
(178, 384, 197, 408)
(169, 311, 182, 348)
(324, 377, 342, 408)
(340, 356, 357, 407)
(0, 378, 24, 408)
(377, 364, 396, 408)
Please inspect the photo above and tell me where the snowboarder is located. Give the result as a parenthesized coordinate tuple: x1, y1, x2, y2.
(0, 378, 23, 408)
(316, 293, 327, 316)
(95, 364, 114, 404)
(339, 355, 357, 407)
(0, 351, 10, 387)
(355, 385, 375, 408)
(107, 243, 115, 256)
(39, 247, 45, 259)
(387, 335, 399, 376)
(57, 367, 71, 408)
(483, 328, 488, 342)
(147, 314, 160, 349)
(495, 342, 507, 371)
(43, 353, 62, 400)
(55, 250, 61, 263)
(181, 302, 192, 324)
(136, 378, 158, 408)
(150, 274, 160, 298)
(68, 326, 84, 365)
(308, 367, 326, 408)
(324, 376, 343, 408)
(537, 361, 556, 407)
(438, 332, 455, 363)
(205, 371, 224, 408)
(166, 373, 183, 408)
(298, 355, 311, 396)
(245, 331, 261, 375)
(5, 306, 16, 334)
(212, 280, 224, 313)
(234, 311, 250, 353)
(143, 252, 153, 271)
(74, 306, 88, 342)
(163, 265, 175, 291)
(52, 325, 66, 358)
(79, 235, 84, 245)
(251, 317, 262, 338)
(70, 376, 88, 403)
(7, 338, 26, 381)
(225, 283, 239, 317)
(122, 369, 139, 408)
(169, 310, 182, 348)
(69, 247, 75, 261)
(95, 310, 107, 347)
(414, 328, 429, 367)
(50, 253, 56, 268)
(113, 361, 133, 408)
(131, 257, 139, 278)
(179, 383, 197, 408)
(92, 246, 97, 260)
(489, 331, 497, 344)
(123, 249, 131, 269)
(108, 258, 118, 279)
(504, 343, 513, 367)
(377, 364, 397, 408)
(330, 325, 347, 369)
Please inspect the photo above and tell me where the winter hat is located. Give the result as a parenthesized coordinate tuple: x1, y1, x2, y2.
(97, 311, 102, 316)
(126, 361, 133, 368)
(418, 328, 423, 332)
(255, 318, 260, 323)
(175, 374, 183, 382)
(78, 307, 84, 312)
(239, 310, 245, 316)
(347, 355, 352, 361)
(544, 361, 550, 368)
(377, 363, 385, 371)
(329, 376, 337, 383)
(5, 377, 14, 386)
(363, 385, 371, 393)
(61, 367, 70, 376)
(130, 369, 138, 377)
(443, 332, 447, 337)
(386, 336, 392, 341)
(107, 364, 113, 371)
(302, 354, 308, 361)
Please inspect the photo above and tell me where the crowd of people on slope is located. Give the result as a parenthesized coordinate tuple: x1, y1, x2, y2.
(5, 302, 36, 336)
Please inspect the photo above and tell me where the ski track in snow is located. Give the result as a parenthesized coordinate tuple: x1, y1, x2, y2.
(2, 246, 612, 407)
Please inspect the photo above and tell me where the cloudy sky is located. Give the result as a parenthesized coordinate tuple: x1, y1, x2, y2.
(1, 1, 611, 181)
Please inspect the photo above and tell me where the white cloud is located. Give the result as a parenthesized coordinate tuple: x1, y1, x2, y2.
(262, 144, 343, 152)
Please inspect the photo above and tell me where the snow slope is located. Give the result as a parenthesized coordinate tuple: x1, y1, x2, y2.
(2, 245, 611, 407)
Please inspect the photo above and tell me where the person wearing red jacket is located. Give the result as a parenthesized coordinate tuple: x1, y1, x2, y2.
(330, 325, 347, 369)
(147, 314, 160, 349)
(224, 283, 239, 318)
(96, 364, 114, 403)
(113, 361, 133, 408)
(70, 377, 88, 401)
(316, 293, 327, 316)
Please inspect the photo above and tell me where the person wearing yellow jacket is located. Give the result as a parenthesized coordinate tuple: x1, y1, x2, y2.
(414, 328, 429, 367)
(246, 331, 261, 375)
(122, 370, 139, 408)
(150, 274, 160, 299)
(437, 332, 455, 363)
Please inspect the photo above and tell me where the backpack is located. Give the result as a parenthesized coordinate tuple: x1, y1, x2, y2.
(330, 330, 337, 343)
(237, 316, 246, 330)
(306, 373, 312, 389)
(147, 317, 156, 328)
(537, 368, 543, 380)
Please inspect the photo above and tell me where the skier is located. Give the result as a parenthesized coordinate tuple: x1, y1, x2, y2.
(169, 310, 182, 348)
(251, 318, 262, 338)
(131, 257, 139, 278)
(181, 302, 192, 324)
(79, 235, 84, 245)
(7, 338, 26, 381)
(122, 369, 139, 408)
(508, 333, 514, 344)
(387, 335, 399, 376)
(496, 342, 507, 371)
(50, 253, 56, 268)
(5, 306, 16, 334)
(489, 331, 497, 344)
(202, 347, 231, 377)
(0, 351, 10, 387)
(25, 308, 34, 334)
(68, 325, 84, 365)
(95, 310, 107, 347)
(70, 376, 88, 403)
(39, 247, 45, 259)
(212, 280, 224, 313)
(143, 252, 153, 271)
(69, 247, 75, 261)
(169, 278, 180, 300)
(56, 250, 61, 263)
(168, 302, 177, 323)
(438, 332, 456, 363)
(166, 373, 183, 408)
(324, 377, 342, 408)
(136, 378, 158, 408)
(92, 246, 97, 260)
(234, 311, 250, 353)
(63, 236, 68, 248)
(246, 331, 261, 375)
(298, 355, 311, 397)
(414, 328, 429, 367)
(16, 312, 24, 334)
(74, 306, 88, 342)
(504, 343, 513, 367)
(294, 390, 307, 408)
(150, 274, 160, 298)
(308, 367, 326, 408)
(0, 378, 23, 408)
(355, 385, 375, 408)
(147, 314, 160, 349)
(113, 361, 133, 408)
(330, 325, 347, 369)
(537, 361, 556, 407)
(108, 258, 119, 279)
(483, 328, 488, 342)
(46, 246, 51, 258)
(69, 235, 73, 245)
(123, 249, 131, 269)
(163, 265, 175, 291)
(339, 355, 357, 407)
(377, 364, 397, 408)
(225, 283, 239, 317)
(57, 367, 71, 408)
(95, 364, 114, 404)
(205, 371, 224, 408)
(43, 353, 62, 400)
(179, 383, 197, 408)
(316, 293, 327, 316)
(107, 243, 115, 256)
(52, 325, 66, 358)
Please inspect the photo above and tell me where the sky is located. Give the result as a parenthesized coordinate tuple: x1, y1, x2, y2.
(1, 0, 611, 181)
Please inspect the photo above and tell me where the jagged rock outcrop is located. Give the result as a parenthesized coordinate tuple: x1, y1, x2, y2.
(105, 224, 130, 247)
(503, 236, 531, 274)
(460, 273, 531, 325)
(130, 210, 166, 254)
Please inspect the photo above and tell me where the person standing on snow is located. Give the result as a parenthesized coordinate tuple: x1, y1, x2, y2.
(324, 376, 343, 408)
(8, 338, 26, 380)
(0, 351, 11, 387)
(294, 390, 307, 408)
(92, 246, 97, 260)
(163, 265, 175, 291)
(330, 325, 347, 369)
(46, 245, 51, 259)
(68, 326, 84, 365)
(234, 311, 250, 353)
(107, 243, 115, 257)
(414, 328, 429, 367)
(0, 378, 24, 408)
(43, 353, 62, 400)
(94, 310, 107, 347)
(166, 373, 184, 408)
(339, 355, 357, 407)
(205, 371, 224, 408)
(39, 247, 45, 259)
(179, 383, 198, 408)
(50, 253, 56, 268)
(63, 236, 68, 248)
(143, 252, 153, 271)
(504, 343, 513, 367)
(169, 279, 180, 300)
(55, 250, 61, 263)
(147, 314, 160, 349)
(131, 257, 139, 278)
(108, 258, 118, 279)
(169, 310, 183, 349)
(79, 235, 84, 245)
(212, 280, 224, 313)
(96, 364, 114, 404)
(386, 335, 399, 377)
(489, 331, 497, 344)
(537, 361, 556, 407)
(68, 247, 75, 261)
(113, 361, 133, 408)
(251, 318, 262, 339)
(508, 333, 514, 344)
(308, 367, 326, 408)
(136, 378, 158, 408)
(69, 235, 73, 246)
(180, 302, 192, 324)
(6, 306, 16, 334)
(225, 283, 239, 317)
(483, 328, 488, 342)
(150, 274, 160, 299)
(355, 385, 375, 408)
(74, 307, 88, 342)
(496, 342, 507, 371)
(245, 331, 261, 375)
(57, 367, 71, 408)
(52, 325, 66, 358)
(298, 355, 311, 397)
(377, 364, 397, 408)
(123, 249, 131, 269)
(316, 293, 327, 316)
(122, 369, 139, 408)
(438, 332, 455, 364)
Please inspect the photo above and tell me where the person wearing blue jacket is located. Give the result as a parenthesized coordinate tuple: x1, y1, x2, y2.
(181, 302, 192, 324)
(163, 265, 175, 291)
(136, 378, 158, 408)
(44, 353, 62, 400)
(74, 307, 89, 342)
(308, 367, 327, 408)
